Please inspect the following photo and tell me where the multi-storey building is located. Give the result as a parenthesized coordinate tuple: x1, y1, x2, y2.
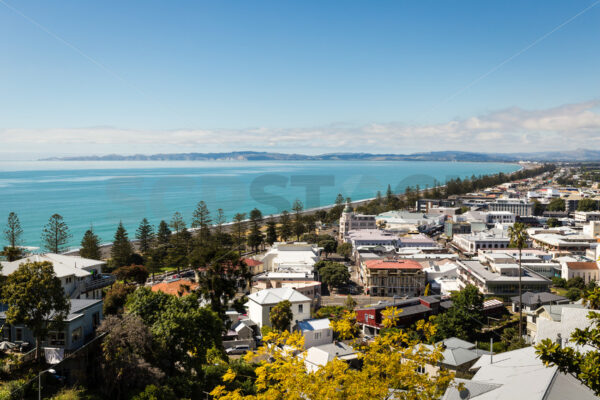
(338, 203, 377, 240)
(360, 259, 425, 297)
(488, 198, 533, 216)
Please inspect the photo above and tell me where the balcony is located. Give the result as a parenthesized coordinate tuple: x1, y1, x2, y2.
(84, 274, 116, 291)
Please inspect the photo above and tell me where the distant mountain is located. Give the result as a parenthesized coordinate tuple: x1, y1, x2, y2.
(41, 149, 600, 162)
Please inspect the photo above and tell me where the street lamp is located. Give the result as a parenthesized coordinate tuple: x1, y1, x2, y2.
(38, 368, 56, 400)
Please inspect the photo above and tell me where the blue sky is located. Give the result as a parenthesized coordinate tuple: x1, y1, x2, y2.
(0, 0, 599, 157)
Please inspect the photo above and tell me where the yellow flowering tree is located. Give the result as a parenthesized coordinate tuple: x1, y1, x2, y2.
(210, 307, 456, 400)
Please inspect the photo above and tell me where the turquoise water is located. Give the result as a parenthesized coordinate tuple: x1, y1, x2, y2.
(0, 160, 519, 249)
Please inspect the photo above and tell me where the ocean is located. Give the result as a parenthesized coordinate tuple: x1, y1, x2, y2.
(0, 160, 520, 249)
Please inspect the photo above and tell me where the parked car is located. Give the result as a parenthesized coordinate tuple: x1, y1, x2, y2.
(225, 345, 250, 355)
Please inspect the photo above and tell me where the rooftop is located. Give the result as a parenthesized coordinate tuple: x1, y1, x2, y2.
(364, 259, 423, 270)
(247, 287, 311, 305)
(566, 262, 599, 270)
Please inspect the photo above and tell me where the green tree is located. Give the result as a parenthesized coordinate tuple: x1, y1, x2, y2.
(536, 306, 600, 395)
(111, 221, 134, 268)
(192, 201, 212, 244)
(103, 282, 135, 315)
(233, 213, 247, 253)
(169, 212, 187, 233)
(265, 219, 278, 246)
(136, 218, 154, 254)
(532, 200, 545, 216)
(304, 215, 316, 234)
(156, 220, 171, 246)
(320, 262, 350, 290)
(344, 294, 357, 310)
(247, 208, 264, 252)
(578, 198, 598, 212)
(319, 239, 337, 258)
(547, 217, 560, 228)
(335, 193, 345, 205)
(215, 208, 226, 235)
(114, 264, 149, 284)
(278, 211, 292, 242)
(433, 284, 484, 342)
(4, 212, 23, 248)
(270, 300, 293, 331)
(41, 213, 72, 253)
(133, 385, 177, 400)
(126, 288, 223, 373)
(80, 226, 101, 260)
(508, 221, 528, 339)
(97, 314, 162, 399)
(146, 245, 167, 282)
(337, 242, 353, 260)
(165, 228, 191, 275)
(292, 199, 305, 240)
(547, 198, 565, 212)
(2, 261, 70, 360)
(1, 245, 24, 262)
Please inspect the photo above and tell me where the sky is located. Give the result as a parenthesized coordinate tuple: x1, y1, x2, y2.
(0, 0, 599, 158)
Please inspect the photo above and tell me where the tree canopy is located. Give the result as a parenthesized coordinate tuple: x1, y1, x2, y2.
(41, 213, 72, 253)
(270, 300, 293, 332)
(80, 226, 101, 260)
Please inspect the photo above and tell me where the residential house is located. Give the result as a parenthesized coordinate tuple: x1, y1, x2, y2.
(510, 291, 568, 315)
(527, 303, 586, 343)
(0, 254, 114, 299)
(296, 318, 333, 349)
(303, 341, 358, 373)
(0, 299, 103, 352)
(260, 243, 320, 275)
(243, 258, 265, 275)
(442, 347, 596, 399)
(245, 288, 311, 329)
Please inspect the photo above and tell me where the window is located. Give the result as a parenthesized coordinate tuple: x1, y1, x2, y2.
(15, 328, 23, 342)
(326, 330, 331, 337)
(417, 365, 426, 374)
(298, 304, 304, 313)
(72, 327, 83, 343)
(314, 332, 321, 340)
(92, 312, 100, 328)
(48, 331, 66, 346)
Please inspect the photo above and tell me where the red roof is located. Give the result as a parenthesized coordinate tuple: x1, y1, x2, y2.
(151, 279, 199, 297)
(243, 258, 263, 267)
(364, 259, 423, 270)
(566, 262, 599, 271)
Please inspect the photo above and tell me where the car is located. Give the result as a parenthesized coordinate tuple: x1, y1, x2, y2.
(225, 345, 250, 355)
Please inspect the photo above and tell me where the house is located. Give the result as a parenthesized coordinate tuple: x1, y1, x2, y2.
(303, 341, 358, 372)
(230, 319, 257, 340)
(151, 278, 199, 297)
(532, 304, 593, 349)
(339, 203, 377, 240)
(345, 229, 399, 249)
(243, 258, 264, 275)
(260, 243, 320, 275)
(356, 296, 449, 335)
(0, 299, 103, 352)
(456, 260, 551, 299)
(0, 254, 114, 299)
(245, 288, 311, 329)
(296, 318, 333, 349)
(442, 347, 596, 399)
(510, 291, 568, 314)
(360, 259, 425, 297)
(252, 272, 321, 301)
(423, 337, 490, 374)
(561, 261, 600, 284)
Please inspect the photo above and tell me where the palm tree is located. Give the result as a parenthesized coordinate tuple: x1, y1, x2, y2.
(508, 222, 528, 339)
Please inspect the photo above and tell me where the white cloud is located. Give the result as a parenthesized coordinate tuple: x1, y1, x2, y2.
(1, 100, 599, 155)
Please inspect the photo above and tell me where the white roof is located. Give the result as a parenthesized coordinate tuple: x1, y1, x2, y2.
(0, 253, 104, 278)
(297, 318, 331, 332)
(247, 288, 310, 305)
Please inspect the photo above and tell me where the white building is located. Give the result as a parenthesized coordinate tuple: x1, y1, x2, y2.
(488, 198, 533, 216)
(0, 254, 113, 299)
(560, 261, 600, 284)
(245, 288, 311, 329)
(346, 229, 399, 249)
(574, 211, 600, 223)
(452, 231, 511, 254)
(303, 342, 358, 373)
(296, 318, 333, 349)
(339, 203, 376, 240)
(260, 243, 321, 275)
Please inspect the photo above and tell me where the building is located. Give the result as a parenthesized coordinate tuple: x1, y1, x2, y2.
(0, 299, 103, 352)
(338, 203, 376, 240)
(151, 278, 199, 297)
(487, 198, 533, 216)
(510, 291, 568, 315)
(245, 288, 311, 329)
(574, 211, 600, 223)
(0, 254, 114, 299)
(530, 233, 592, 256)
(356, 295, 450, 335)
(360, 259, 425, 297)
(397, 234, 438, 248)
(260, 243, 321, 275)
(296, 318, 333, 349)
(303, 342, 358, 373)
(483, 211, 515, 224)
(561, 261, 600, 284)
(452, 231, 511, 254)
(243, 258, 265, 275)
(252, 273, 321, 301)
(424, 337, 490, 373)
(443, 347, 597, 400)
(456, 260, 551, 299)
(416, 198, 456, 213)
(346, 229, 399, 249)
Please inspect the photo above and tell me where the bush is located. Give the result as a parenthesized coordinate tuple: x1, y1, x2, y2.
(552, 277, 567, 288)
(566, 287, 582, 301)
(132, 385, 177, 400)
(567, 276, 585, 290)
(103, 283, 135, 315)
